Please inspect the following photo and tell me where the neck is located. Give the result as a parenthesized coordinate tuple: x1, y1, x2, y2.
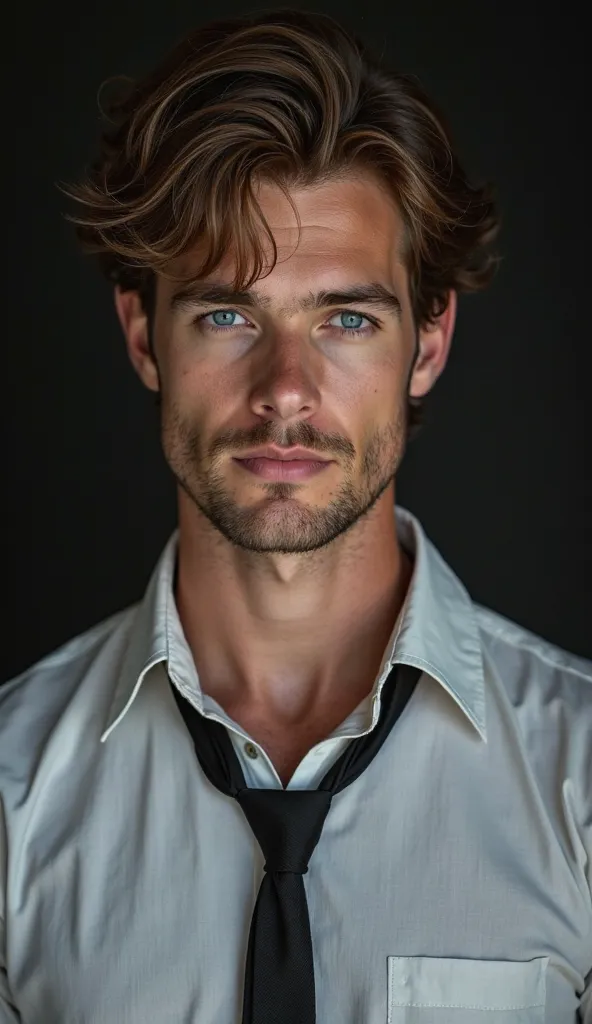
(174, 502, 414, 727)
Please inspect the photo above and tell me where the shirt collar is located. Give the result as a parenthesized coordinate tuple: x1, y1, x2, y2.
(101, 505, 486, 744)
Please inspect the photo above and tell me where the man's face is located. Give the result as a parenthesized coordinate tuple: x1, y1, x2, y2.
(119, 172, 452, 555)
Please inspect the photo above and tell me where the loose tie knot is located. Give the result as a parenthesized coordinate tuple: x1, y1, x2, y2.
(236, 788, 333, 874)
(170, 662, 422, 1024)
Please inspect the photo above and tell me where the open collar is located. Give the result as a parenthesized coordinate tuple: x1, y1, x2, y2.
(101, 505, 486, 744)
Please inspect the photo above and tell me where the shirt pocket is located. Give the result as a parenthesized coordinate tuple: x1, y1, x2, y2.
(387, 955, 549, 1023)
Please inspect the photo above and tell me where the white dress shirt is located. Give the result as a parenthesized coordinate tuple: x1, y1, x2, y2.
(1, 505, 591, 1023)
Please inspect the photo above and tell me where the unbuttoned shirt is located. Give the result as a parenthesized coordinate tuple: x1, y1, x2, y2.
(0, 505, 591, 1023)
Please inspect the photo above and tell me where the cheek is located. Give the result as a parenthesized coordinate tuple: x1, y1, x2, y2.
(361, 365, 411, 441)
(158, 353, 203, 406)
(362, 353, 406, 403)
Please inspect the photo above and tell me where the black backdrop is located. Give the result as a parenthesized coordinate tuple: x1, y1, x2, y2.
(3, 0, 591, 684)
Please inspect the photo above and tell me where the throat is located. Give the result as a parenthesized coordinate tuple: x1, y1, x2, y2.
(229, 693, 372, 788)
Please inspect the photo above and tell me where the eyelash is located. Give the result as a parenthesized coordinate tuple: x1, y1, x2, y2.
(192, 308, 380, 338)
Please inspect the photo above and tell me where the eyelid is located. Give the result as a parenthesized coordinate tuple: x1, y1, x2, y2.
(196, 308, 252, 325)
(327, 310, 379, 327)
(196, 307, 381, 327)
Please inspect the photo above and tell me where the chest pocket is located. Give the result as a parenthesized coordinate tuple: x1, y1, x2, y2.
(387, 956, 549, 1023)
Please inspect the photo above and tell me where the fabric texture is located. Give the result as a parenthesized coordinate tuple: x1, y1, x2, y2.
(171, 662, 421, 1023)
(0, 506, 590, 1023)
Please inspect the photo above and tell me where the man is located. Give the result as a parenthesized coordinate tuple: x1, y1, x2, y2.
(1, 8, 590, 1023)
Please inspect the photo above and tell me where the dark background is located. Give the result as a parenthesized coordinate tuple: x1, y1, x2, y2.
(3, 0, 591, 684)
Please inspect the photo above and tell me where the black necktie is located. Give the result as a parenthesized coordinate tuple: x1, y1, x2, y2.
(171, 661, 421, 1024)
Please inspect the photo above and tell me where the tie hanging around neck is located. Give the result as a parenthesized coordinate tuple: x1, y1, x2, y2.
(171, 660, 422, 1024)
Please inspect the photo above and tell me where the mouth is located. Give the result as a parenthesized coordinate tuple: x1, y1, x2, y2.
(233, 456, 333, 482)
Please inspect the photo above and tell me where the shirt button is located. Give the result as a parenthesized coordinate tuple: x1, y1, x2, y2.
(244, 742, 259, 759)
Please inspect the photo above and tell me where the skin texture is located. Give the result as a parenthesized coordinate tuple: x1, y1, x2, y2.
(115, 172, 456, 784)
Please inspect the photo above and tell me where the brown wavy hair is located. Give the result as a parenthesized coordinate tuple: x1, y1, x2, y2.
(62, 7, 499, 437)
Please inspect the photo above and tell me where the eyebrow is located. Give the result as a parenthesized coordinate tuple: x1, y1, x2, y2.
(168, 281, 403, 320)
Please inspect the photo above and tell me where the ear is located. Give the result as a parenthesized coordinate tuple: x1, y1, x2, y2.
(114, 286, 160, 393)
(409, 290, 457, 399)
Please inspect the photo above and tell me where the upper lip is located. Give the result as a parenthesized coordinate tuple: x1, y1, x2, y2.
(235, 446, 331, 462)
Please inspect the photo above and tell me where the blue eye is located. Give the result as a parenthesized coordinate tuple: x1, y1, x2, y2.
(194, 307, 377, 337)
(206, 310, 249, 329)
(329, 311, 369, 332)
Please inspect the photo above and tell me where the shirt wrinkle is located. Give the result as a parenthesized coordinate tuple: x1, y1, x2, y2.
(0, 504, 590, 1023)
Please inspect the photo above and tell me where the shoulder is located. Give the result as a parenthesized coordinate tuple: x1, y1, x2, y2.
(474, 602, 591, 808)
(0, 605, 139, 778)
(474, 601, 592, 695)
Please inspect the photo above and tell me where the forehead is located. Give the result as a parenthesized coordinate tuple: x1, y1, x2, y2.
(256, 173, 405, 250)
(166, 173, 408, 300)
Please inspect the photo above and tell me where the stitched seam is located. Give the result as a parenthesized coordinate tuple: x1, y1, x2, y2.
(394, 654, 478, 726)
(475, 607, 592, 684)
(389, 999, 543, 1009)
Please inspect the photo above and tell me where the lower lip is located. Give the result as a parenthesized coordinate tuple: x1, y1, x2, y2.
(234, 457, 332, 481)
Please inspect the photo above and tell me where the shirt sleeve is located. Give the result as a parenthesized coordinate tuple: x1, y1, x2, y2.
(580, 965, 592, 1023)
(0, 924, 20, 1023)
(575, 682, 592, 1023)
(0, 988, 20, 1024)
(0, 801, 19, 1021)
